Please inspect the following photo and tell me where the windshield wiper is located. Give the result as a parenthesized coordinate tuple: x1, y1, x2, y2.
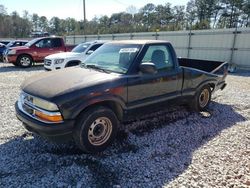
(82, 64, 111, 73)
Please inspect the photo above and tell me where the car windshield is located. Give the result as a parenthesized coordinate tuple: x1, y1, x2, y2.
(25, 38, 40, 47)
(72, 43, 91, 53)
(0, 43, 5, 47)
(81, 43, 142, 74)
(6, 41, 15, 47)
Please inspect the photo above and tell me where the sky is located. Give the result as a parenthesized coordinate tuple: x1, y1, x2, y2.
(0, 0, 188, 21)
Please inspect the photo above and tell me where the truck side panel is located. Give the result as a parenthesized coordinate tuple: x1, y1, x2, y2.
(181, 67, 226, 97)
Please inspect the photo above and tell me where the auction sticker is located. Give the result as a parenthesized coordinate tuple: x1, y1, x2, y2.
(119, 48, 138, 53)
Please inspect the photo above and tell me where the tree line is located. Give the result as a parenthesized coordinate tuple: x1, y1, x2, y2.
(0, 0, 249, 38)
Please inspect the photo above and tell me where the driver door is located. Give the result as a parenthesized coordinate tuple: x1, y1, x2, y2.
(127, 44, 182, 109)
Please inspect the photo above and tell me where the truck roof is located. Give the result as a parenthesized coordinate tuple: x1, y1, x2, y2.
(33, 36, 63, 41)
(107, 40, 170, 45)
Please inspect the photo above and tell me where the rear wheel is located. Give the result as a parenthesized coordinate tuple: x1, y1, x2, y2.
(73, 106, 119, 153)
(192, 85, 211, 111)
(17, 55, 32, 68)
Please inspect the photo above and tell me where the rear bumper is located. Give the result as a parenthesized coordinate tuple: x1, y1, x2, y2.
(15, 102, 75, 141)
(216, 81, 227, 91)
(220, 83, 227, 90)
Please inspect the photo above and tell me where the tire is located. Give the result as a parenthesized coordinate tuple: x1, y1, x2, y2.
(192, 85, 211, 111)
(17, 55, 32, 68)
(73, 106, 119, 153)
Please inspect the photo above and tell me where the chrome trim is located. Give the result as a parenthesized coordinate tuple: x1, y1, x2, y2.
(18, 92, 63, 124)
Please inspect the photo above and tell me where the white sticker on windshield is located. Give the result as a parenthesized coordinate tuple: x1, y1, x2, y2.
(119, 48, 138, 53)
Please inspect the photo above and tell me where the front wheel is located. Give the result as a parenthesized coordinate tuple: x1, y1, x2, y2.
(17, 55, 32, 68)
(192, 85, 211, 111)
(73, 106, 119, 153)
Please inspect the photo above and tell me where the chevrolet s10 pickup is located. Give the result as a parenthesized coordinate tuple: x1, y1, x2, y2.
(15, 40, 228, 153)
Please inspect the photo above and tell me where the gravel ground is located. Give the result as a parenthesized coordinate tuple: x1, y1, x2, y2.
(0, 63, 249, 188)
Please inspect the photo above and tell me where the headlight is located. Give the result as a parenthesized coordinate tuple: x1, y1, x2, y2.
(8, 50, 16, 55)
(33, 97, 59, 111)
(19, 92, 63, 123)
(20, 92, 59, 111)
(54, 59, 64, 64)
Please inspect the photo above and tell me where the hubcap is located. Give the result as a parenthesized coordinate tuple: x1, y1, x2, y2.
(88, 117, 112, 146)
(20, 57, 31, 66)
(199, 89, 210, 108)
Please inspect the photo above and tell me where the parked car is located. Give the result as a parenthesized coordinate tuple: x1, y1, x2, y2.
(44, 41, 106, 71)
(0, 43, 6, 62)
(0, 40, 12, 46)
(15, 40, 228, 153)
(3, 36, 75, 67)
(6, 40, 28, 48)
(1, 40, 28, 62)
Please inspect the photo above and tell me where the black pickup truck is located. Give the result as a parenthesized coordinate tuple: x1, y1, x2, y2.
(15, 40, 228, 153)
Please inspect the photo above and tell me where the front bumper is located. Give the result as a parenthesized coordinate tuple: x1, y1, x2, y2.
(44, 64, 64, 71)
(15, 102, 75, 141)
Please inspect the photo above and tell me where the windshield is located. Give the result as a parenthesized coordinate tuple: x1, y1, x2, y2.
(0, 43, 5, 47)
(6, 41, 14, 47)
(25, 38, 40, 47)
(81, 43, 141, 74)
(72, 43, 91, 53)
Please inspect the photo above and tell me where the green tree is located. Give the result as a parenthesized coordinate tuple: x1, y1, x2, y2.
(155, 3, 174, 30)
(32, 13, 39, 31)
(220, 0, 244, 28)
(172, 6, 186, 30)
(39, 16, 49, 32)
(140, 3, 156, 31)
(49, 17, 61, 34)
(242, 0, 250, 27)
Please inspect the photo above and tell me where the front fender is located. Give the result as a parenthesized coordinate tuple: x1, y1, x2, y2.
(60, 94, 126, 120)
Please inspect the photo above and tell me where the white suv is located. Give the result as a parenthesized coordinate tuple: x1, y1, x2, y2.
(44, 41, 106, 71)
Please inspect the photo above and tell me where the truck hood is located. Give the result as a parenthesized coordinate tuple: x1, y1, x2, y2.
(21, 67, 119, 100)
(46, 52, 81, 59)
(9, 46, 30, 51)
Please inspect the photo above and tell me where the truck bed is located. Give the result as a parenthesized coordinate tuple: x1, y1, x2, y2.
(178, 58, 227, 74)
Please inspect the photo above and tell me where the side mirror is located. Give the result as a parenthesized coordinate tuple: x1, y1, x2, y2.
(139, 62, 157, 74)
(86, 50, 94, 55)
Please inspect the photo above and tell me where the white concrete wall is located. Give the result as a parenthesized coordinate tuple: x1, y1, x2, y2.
(65, 28, 250, 68)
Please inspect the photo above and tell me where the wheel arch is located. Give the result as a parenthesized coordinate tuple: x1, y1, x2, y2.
(208, 83, 216, 92)
(17, 53, 34, 63)
(65, 60, 81, 67)
(196, 79, 217, 94)
(76, 100, 124, 122)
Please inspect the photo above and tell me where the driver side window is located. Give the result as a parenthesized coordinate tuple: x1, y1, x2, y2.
(35, 39, 52, 48)
(141, 45, 174, 71)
